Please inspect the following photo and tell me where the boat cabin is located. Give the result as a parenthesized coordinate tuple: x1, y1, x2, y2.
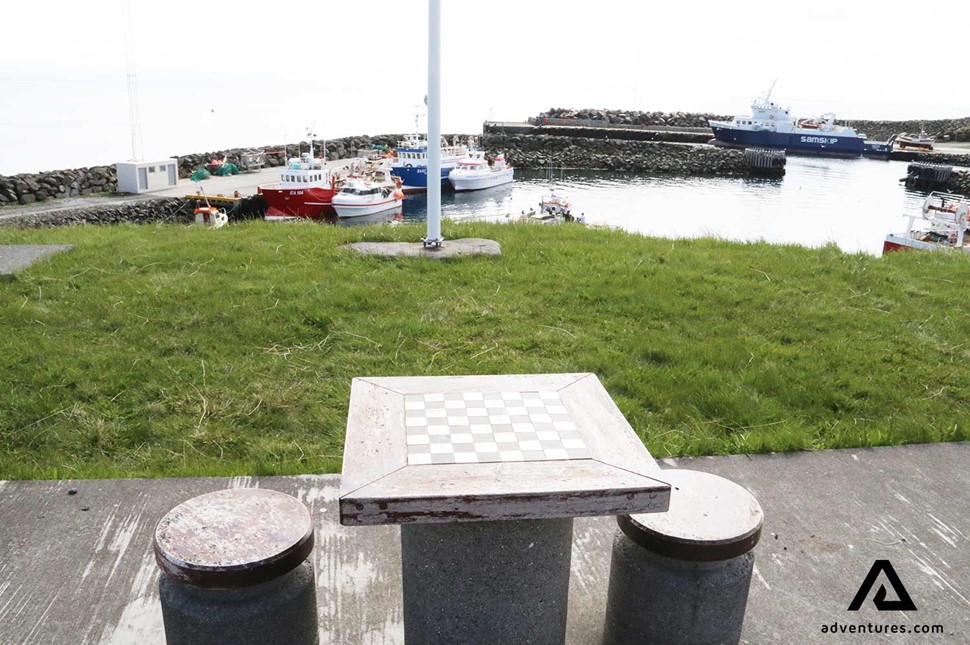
(339, 183, 384, 196)
(394, 133, 468, 163)
(279, 153, 332, 187)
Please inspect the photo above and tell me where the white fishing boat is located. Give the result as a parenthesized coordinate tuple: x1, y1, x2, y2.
(539, 189, 572, 216)
(331, 160, 404, 218)
(448, 151, 514, 191)
(883, 192, 970, 254)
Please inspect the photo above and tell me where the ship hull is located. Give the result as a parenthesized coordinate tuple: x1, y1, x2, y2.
(259, 185, 336, 219)
(391, 165, 456, 193)
(333, 197, 403, 218)
(449, 169, 514, 191)
(711, 126, 865, 157)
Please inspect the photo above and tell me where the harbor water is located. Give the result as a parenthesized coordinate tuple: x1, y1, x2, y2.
(391, 157, 928, 256)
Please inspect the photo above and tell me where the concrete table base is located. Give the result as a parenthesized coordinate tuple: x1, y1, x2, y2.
(401, 518, 573, 645)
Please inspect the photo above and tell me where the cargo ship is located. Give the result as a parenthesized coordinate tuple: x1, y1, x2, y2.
(709, 88, 891, 158)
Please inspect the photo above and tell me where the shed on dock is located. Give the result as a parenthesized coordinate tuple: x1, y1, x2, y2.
(116, 159, 179, 193)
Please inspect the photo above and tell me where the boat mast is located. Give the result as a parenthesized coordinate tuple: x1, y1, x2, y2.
(765, 79, 777, 103)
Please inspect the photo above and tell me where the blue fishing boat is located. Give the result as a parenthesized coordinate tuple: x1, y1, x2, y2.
(709, 87, 889, 158)
(391, 133, 467, 192)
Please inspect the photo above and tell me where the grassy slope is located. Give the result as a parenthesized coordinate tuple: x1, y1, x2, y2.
(0, 221, 967, 480)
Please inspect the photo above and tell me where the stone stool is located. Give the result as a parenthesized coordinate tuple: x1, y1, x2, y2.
(153, 488, 318, 645)
(602, 469, 763, 645)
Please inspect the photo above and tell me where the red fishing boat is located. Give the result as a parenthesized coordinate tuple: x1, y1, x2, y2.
(258, 139, 346, 220)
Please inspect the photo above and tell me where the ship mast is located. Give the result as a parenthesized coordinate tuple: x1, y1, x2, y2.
(765, 79, 778, 103)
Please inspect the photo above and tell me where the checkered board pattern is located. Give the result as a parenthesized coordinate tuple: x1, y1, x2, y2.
(404, 390, 590, 466)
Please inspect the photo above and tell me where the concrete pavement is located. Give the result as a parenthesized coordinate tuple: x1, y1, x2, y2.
(0, 442, 966, 644)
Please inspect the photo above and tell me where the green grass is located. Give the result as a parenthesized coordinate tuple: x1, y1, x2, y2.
(1, 221, 968, 480)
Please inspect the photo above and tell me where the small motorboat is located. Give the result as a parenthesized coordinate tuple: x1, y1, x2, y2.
(193, 205, 228, 229)
(896, 130, 935, 151)
(539, 189, 572, 216)
(883, 192, 970, 254)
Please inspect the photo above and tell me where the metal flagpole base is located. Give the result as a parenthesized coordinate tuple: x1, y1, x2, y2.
(421, 237, 444, 249)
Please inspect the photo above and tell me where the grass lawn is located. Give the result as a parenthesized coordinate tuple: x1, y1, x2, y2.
(1, 220, 967, 480)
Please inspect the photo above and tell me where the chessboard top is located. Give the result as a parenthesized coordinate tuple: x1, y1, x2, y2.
(339, 373, 670, 526)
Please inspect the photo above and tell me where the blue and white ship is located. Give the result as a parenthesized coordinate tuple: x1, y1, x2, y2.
(709, 90, 890, 158)
(391, 133, 468, 192)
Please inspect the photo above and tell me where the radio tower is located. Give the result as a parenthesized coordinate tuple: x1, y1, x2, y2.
(123, 0, 143, 161)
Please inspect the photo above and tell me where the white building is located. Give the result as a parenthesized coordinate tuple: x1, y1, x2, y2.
(116, 159, 179, 193)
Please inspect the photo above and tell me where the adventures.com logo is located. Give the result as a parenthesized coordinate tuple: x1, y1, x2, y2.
(820, 560, 944, 637)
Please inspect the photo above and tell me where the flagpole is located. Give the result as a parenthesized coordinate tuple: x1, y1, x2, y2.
(423, 0, 443, 248)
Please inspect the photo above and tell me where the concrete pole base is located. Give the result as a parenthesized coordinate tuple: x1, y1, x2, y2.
(401, 518, 573, 645)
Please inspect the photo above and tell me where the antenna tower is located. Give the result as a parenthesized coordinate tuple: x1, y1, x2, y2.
(123, 0, 144, 161)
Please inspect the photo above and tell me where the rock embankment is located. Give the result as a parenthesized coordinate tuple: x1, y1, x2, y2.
(852, 117, 970, 143)
(0, 166, 117, 206)
(483, 134, 747, 175)
(537, 108, 729, 129)
(0, 198, 189, 228)
(947, 171, 970, 195)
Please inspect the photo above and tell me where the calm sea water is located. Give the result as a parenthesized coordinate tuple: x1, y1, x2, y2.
(386, 157, 927, 256)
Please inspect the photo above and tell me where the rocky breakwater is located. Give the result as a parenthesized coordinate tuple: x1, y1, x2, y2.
(0, 198, 189, 228)
(0, 166, 117, 207)
(483, 134, 747, 176)
(537, 108, 729, 129)
(946, 170, 970, 196)
(851, 116, 970, 143)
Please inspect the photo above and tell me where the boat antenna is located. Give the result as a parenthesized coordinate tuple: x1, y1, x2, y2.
(307, 127, 316, 162)
(765, 79, 777, 103)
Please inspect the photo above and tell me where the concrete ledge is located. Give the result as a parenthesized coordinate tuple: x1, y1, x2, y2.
(1, 443, 967, 643)
(0, 244, 73, 275)
(342, 238, 500, 259)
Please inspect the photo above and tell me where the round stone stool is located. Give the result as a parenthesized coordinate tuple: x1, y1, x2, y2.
(154, 488, 318, 645)
(602, 469, 763, 645)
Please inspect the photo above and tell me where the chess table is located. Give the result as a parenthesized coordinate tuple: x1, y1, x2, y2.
(339, 373, 670, 644)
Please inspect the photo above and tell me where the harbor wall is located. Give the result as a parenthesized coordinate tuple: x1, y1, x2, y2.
(0, 198, 189, 228)
(483, 134, 748, 175)
(0, 166, 117, 207)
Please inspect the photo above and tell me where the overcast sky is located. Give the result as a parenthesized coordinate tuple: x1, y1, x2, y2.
(1, 0, 966, 173)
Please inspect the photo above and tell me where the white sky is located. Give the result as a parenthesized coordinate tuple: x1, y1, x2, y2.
(1, 0, 967, 173)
